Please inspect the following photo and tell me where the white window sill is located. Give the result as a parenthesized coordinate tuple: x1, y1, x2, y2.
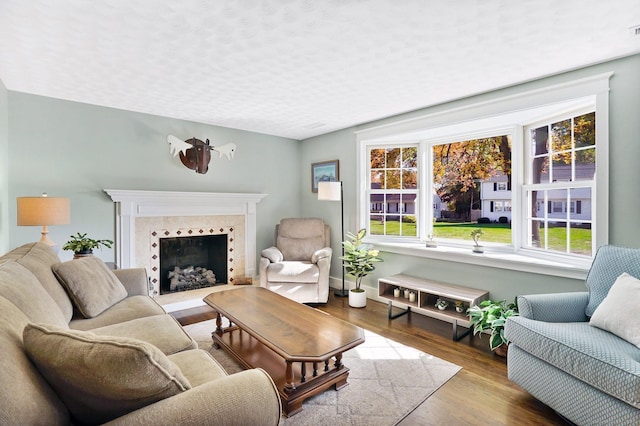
(374, 241, 591, 280)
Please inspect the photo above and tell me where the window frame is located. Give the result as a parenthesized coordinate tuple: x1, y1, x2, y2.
(355, 73, 611, 276)
(366, 144, 420, 239)
(521, 106, 597, 257)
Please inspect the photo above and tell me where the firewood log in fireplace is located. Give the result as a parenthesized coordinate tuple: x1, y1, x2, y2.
(168, 265, 216, 292)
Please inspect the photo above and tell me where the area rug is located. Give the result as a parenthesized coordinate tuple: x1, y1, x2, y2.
(183, 319, 461, 426)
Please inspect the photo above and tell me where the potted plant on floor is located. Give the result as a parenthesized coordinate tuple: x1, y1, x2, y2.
(468, 299, 518, 356)
(62, 232, 114, 259)
(341, 228, 382, 308)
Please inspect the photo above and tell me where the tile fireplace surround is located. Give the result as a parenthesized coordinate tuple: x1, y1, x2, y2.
(104, 190, 267, 297)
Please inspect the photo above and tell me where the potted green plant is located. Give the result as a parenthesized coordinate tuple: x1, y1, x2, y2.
(468, 298, 518, 356)
(341, 228, 382, 308)
(62, 233, 114, 259)
(470, 228, 484, 253)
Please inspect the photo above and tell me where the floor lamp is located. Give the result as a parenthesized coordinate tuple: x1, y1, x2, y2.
(17, 193, 70, 251)
(318, 181, 348, 297)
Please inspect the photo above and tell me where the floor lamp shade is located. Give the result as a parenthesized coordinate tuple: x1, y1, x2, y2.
(317, 181, 341, 201)
(17, 195, 70, 247)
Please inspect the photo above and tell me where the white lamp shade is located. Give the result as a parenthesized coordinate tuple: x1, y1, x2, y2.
(17, 196, 70, 226)
(318, 181, 341, 201)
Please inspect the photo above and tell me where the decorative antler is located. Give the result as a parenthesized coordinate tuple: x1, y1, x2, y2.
(212, 143, 236, 160)
(167, 135, 236, 175)
(167, 135, 193, 157)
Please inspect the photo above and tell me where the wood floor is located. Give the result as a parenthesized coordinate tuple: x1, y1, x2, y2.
(173, 292, 569, 426)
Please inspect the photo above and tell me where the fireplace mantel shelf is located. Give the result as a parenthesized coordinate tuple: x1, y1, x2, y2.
(104, 189, 267, 217)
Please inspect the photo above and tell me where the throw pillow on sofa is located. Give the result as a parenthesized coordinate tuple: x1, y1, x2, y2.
(23, 323, 191, 425)
(52, 256, 128, 318)
(589, 272, 640, 347)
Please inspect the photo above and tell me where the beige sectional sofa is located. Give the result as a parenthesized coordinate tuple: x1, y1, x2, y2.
(0, 242, 281, 425)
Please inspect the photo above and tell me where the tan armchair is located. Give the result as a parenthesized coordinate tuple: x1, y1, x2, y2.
(259, 218, 332, 303)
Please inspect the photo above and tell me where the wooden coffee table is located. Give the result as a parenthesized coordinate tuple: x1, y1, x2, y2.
(203, 287, 365, 417)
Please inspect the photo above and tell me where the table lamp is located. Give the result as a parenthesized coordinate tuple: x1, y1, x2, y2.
(17, 193, 70, 249)
(317, 181, 347, 297)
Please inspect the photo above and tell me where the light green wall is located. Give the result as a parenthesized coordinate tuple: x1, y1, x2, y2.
(0, 78, 8, 253)
(7, 93, 300, 262)
(5, 55, 639, 300)
(300, 54, 640, 301)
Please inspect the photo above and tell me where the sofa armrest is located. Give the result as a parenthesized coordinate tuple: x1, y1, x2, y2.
(311, 247, 332, 264)
(112, 268, 149, 296)
(261, 247, 283, 263)
(104, 369, 281, 426)
(517, 292, 589, 322)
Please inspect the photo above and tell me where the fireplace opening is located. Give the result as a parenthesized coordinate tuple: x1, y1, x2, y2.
(159, 234, 228, 294)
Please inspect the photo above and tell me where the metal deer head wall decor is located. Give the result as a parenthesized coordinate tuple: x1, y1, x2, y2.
(167, 135, 236, 174)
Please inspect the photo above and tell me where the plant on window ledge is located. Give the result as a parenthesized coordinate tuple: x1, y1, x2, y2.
(470, 228, 484, 253)
(62, 233, 113, 258)
(341, 229, 382, 308)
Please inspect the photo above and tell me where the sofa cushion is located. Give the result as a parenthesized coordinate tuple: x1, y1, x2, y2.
(585, 245, 640, 317)
(266, 261, 320, 283)
(53, 256, 128, 318)
(23, 323, 191, 425)
(69, 294, 166, 331)
(590, 273, 640, 347)
(507, 316, 640, 408)
(0, 297, 70, 425)
(0, 260, 68, 328)
(90, 314, 197, 355)
(0, 242, 74, 322)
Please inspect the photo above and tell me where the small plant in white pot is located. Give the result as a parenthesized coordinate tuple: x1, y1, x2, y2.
(341, 229, 382, 308)
(470, 228, 484, 253)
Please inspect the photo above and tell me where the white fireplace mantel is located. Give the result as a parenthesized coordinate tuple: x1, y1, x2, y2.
(104, 189, 267, 276)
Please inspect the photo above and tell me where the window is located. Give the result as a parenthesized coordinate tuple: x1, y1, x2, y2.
(432, 135, 512, 244)
(524, 111, 595, 256)
(357, 73, 610, 267)
(368, 146, 418, 237)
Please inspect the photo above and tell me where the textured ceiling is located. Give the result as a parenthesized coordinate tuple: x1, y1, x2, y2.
(1, 1, 639, 140)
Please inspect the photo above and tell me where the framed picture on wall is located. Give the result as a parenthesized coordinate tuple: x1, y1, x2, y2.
(311, 160, 339, 193)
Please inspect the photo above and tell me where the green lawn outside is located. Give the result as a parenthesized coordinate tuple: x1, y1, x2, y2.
(370, 220, 417, 236)
(371, 220, 591, 254)
(434, 222, 511, 243)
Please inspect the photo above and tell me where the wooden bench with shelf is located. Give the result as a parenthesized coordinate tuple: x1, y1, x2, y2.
(378, 274, 489, 341)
